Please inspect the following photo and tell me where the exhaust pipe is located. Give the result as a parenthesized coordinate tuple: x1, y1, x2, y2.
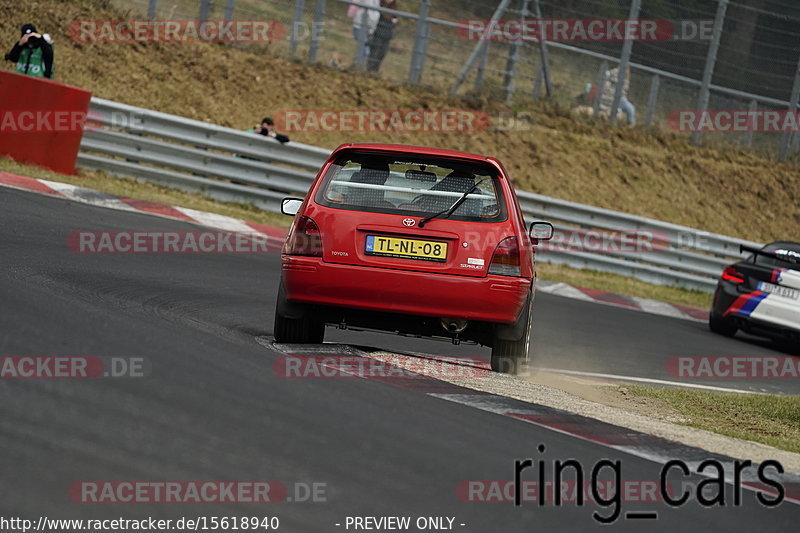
(440, 318, 469, 334)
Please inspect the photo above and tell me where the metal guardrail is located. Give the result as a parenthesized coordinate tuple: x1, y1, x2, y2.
(78, 97, 761, 293)
(79, 97, 329, 211)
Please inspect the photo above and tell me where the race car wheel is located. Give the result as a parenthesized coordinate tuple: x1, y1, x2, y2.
(491, 294, 532, 374)
(709, 313, 737, 338)
(274, 284, 325, 343)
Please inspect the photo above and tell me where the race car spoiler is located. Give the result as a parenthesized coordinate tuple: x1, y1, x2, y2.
(741, 244, 800, 264)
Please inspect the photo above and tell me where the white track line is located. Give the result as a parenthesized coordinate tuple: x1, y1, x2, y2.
(536, 367, 762, 394)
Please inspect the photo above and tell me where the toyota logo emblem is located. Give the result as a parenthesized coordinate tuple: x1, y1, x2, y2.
(402, 218, 416, 227)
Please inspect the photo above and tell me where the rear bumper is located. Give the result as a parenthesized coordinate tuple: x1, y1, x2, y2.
(713, 282, 800, 339)
(281, 255, 530, 324)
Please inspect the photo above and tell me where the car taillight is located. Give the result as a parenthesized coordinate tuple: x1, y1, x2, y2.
(489, 237, 521, 276)
(721, 266, 744, 284)
(284, 215, 323, 257)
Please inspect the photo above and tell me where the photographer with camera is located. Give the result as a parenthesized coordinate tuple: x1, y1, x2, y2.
(249, 117, 290, 144)
(5, 23, 54, 79)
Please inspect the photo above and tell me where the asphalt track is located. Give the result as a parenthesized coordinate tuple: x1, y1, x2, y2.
(1, 186, 799, 532)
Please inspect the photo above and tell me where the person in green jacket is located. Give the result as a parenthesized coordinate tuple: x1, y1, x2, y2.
(4, 23, 54, 79)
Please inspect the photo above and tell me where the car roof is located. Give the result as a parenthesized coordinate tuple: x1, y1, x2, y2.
(331, 143, 492, 163)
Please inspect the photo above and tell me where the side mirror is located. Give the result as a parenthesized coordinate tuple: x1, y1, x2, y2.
(281, 197, 303, 216)
(529, 221, 554, 241)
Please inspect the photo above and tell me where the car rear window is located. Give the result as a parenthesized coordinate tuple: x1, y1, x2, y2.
(314, 152, 507, 223)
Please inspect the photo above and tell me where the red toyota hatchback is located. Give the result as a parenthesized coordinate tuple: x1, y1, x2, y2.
(275, 143, 553, 373)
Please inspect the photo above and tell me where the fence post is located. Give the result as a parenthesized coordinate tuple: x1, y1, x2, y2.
(354, 5, 369, 68)
(504, 0, 530, 103)
(592, 60, 608, 116)
(408, 0, 431, 85)
(290, 0, 305, 56)
(742, 99, 757, 147)
(474, 41, 490, 90)
(692, 0, 728, 145)
(793, 123, 800, 156)
(778, 54, 800, 161)
(609, 0, 640, 125)
(645, 74, 660, 126)
(198, 0, 212, 22)
(530, 67, 540, 98)
(308, 0, 326, 63)
(451, 0, 513, 94)
(224, 0, 235, 21)
(147, 0, 158, 19)
(532, 0, 552, 98)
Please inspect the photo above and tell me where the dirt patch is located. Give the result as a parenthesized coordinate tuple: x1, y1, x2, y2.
(525, 371, 691, 424)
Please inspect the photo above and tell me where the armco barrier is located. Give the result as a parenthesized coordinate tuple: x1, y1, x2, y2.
(77, 97, 761, 292)
(0, 71, 91, 174)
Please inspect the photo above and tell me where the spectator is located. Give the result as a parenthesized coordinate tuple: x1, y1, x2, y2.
(574, 82, 597, 106)
(367, 0, 398, 72)
(349, 0, 380, 60)
(4, 23, 54, 79)
(599, 66, 635, 125)
(249, 117, 290, 144)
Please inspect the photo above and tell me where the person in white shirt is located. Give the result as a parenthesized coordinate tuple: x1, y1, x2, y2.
(349, 0, 380, 59)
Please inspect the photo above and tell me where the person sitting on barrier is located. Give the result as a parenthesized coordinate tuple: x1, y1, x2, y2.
(249, 117, 290, 144)
(4, 23, 54, 79)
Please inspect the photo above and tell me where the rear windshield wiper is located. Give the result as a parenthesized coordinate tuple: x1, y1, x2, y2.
(418, 179, 485, 228)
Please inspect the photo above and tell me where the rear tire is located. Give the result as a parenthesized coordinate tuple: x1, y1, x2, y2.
(491, 295, 532, 374)
(709, 313, 737, 337)
(274, 286, 325, 343)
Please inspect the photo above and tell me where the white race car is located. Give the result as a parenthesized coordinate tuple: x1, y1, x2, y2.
(709, 241, 800, 346)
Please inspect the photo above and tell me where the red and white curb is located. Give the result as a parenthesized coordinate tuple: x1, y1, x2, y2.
(537, 281, 708, 323)
(0, 171, 707, 322)
(0, 171, 288, 250)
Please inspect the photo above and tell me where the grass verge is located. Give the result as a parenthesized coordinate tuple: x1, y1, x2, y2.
(627, 385, 800, 453)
